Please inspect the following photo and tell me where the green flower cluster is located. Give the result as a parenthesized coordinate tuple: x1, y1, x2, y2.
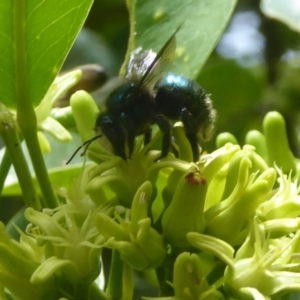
(71, 91, 300, 299)
(1, 84, 300, 300)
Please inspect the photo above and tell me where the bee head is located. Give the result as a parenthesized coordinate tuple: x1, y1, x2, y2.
(95, 114, 127, 159)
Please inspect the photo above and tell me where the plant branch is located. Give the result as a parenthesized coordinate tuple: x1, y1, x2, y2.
(0, 122, 40, 210)
(14, 0, 58, 208)
(0, 149, 11, 196)
(105, 250, 123, 299)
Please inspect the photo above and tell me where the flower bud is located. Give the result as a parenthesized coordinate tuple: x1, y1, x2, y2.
(216, 132, 238, 148)
(206, 155, 276, 243)
(173, 252, 224, 300)
(245, 130, 268, 162)
(36, 70, 82, 142)
(0, 222, 57, 300)
(162, 166, 207, 248)
(263, 111, 296, 174)
(70, 90, 104, 163)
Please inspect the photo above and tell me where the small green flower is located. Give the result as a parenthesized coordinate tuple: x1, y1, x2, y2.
(86, 149, 159, 208)
(95, 181, 167, 270)
(171, 252, 225, 300)
(0, 222, 57, 300)
(205, 146, 276, 244)
(35, 70, 82, 144)
(25, 204, 104, 285)
(2, 70, 82, 155)
(144, 251, 225, 300)
(224, 218, 300, 299)
(258, 166, 300, 220)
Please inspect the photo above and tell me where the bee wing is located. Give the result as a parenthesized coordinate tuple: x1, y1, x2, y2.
(126, 25, 181, 88)
(126, 48, 157, 82)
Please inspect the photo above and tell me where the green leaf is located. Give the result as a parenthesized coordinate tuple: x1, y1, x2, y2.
(197, 60, 264, 151)
(129, 0, 237, 78)
(0, 0, 93, 108)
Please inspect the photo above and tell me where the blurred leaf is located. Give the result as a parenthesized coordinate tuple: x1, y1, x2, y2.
(84, 0, 129, 66)
(260, 0, 300, 33)
(197, 60, 265, 147)
(1, 133, 86, 196)
(127, 0, 237, 78)
(62, 28, 121, 75)
(0, 0, 93, 108)
(2, 164, 84, 196)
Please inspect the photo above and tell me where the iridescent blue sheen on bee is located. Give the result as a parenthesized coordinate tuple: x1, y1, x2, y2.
(93, 27, 216, 162)
(154, 73, 215, 160)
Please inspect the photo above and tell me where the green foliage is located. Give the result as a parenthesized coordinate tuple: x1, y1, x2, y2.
(1, 0, 300, 299)
(0, 0, 92, 108)
(125, 0, 237, 78)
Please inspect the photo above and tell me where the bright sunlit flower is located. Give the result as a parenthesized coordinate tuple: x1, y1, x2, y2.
(224, 218, 300, 299)
(258, 166, 300, 220)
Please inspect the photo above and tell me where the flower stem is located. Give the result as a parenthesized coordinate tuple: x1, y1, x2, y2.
(0, 149, 11, 196)
(14, 0, 58, 209)
(21, 126, 58, 208)
(0, 122, 40, 210)
(105, 250, 123, 299)
(122, 262, 134, 300)
(74, 283, 90, 300)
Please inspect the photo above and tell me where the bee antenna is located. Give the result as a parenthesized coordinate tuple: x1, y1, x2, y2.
(80, 135, 102, 157)
(65, 135, 102, 165)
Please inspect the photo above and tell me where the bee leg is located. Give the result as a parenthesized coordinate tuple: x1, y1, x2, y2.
(180, 108, 200, 162)
(120, 113, 135, 159)
(106, 128, 127, 160)
(155, 115, 172, 161)
(171, 141, 179, 157)
(109, 130, 127, 160)
(144, 128, 152, 146)
(185, 132, 199, 161)
(142, 128, 152, 155)
(115, 142, 127, 160)
(125, 129, 135, 159)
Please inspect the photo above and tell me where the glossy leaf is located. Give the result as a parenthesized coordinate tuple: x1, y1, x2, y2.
(126, 0, 237, 78)
(0, 0, 93, 108)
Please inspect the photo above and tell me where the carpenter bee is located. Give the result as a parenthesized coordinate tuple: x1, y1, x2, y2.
(67, 27, 215, 164)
